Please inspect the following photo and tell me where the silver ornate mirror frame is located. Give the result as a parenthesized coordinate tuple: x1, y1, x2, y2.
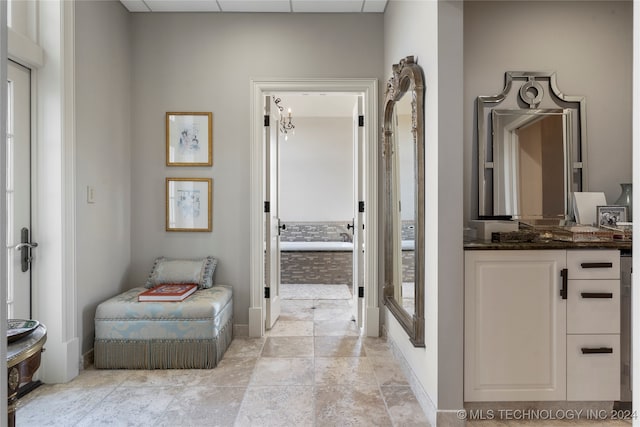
(477, 71, 587, 220)
(383, 56, 425, 347)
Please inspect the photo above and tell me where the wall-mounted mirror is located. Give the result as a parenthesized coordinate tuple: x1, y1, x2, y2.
(383, 56, 425, 347)
(477, 72, 586, 221)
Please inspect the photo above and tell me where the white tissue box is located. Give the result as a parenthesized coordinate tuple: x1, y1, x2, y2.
(470, 220, 519, 240)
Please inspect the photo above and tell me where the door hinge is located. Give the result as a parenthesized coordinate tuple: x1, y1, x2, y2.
(264, 115, 270, 127)
(264, 287, 271, 298)
(264, 201, 270, 213)
(358, 201, 365, 213)
(358, 286, 364, 298)
(358, 115, 364, 127)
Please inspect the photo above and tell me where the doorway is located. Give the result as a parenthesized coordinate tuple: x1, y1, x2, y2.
(249, 78, 379, 338)
(274, 92, 362, 326)
(6, 59, 35, 321)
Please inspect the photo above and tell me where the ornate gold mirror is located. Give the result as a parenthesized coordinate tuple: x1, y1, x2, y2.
(383, 56, 425, 347)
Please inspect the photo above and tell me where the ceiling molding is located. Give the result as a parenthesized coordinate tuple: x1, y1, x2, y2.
(120, 0, 151, 12)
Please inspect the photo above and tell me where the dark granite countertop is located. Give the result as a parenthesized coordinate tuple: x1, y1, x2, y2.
(464, 239, 632, 251)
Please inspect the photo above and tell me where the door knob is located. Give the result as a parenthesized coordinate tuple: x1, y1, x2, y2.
(14, 242, 38, 251)
(16, 228, 38, 272)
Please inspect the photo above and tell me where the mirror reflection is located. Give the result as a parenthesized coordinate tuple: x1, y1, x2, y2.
(394, 94, 415, 316)
(492, 109, 568, 219)
(383, 56, 425, 347)
(477, 72, 586, 221)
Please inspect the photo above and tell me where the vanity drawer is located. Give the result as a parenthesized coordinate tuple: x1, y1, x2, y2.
(567, 250, 620, 280)
(567, 334, 620, 401)
(567, 279, 620, 334)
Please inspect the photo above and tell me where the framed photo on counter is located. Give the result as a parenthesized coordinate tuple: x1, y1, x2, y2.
(596, 205, 627, 227)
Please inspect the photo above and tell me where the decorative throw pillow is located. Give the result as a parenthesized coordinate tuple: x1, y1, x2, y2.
(145, 256, 217, 289)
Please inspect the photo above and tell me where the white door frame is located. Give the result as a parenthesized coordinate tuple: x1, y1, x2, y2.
(249, 78, 379, 337)
(1, 0, 9, 413)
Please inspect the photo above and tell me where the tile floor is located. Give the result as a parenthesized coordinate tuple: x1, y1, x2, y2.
(15, 290, 429, 426)
(14, 285, 636, 427)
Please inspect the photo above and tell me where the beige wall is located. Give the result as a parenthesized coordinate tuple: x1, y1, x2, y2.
(518, 121, 544, 216)
(541, 116, 565, 216)
(75, 0, 132, 354)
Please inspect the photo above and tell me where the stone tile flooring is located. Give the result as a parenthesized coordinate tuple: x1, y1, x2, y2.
(14, 292, 635, 427)
(15, 296, 429, 426)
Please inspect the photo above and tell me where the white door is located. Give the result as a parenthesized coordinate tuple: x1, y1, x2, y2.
(6, 60, 35, 320)
(352, 97, 364, 328)
(264, 95, 281, 329)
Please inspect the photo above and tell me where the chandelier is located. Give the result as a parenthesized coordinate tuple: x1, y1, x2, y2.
(272, 96, 295, 140)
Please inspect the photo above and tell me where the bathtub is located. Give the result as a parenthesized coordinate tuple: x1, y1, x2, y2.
(280, 241, 354, 251)
(279, 241, 353, 285)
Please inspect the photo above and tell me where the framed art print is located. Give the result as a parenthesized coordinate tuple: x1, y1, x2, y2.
(166, 178, 212, 232)
(166, 112, 212, 166)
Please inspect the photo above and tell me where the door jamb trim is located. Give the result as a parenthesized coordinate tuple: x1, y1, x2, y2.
(248, 78, 379, 337)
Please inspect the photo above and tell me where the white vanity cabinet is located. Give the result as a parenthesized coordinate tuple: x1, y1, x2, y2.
(464, 249, 621, 402)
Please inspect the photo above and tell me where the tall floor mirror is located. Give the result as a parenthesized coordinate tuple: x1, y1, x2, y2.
(382, 56, 425, 347)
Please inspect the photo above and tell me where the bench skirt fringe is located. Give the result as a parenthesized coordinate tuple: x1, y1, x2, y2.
(94, 317, 233, 369)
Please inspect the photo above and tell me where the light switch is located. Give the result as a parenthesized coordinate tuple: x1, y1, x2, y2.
(87, 186, 96, 204)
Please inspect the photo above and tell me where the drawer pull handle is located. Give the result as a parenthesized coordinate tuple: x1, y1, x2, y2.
(581, 347, 613, 354)
(580, 262, 613, 269)
(560, 268, 568, 300)
(581, 292, 613, 299)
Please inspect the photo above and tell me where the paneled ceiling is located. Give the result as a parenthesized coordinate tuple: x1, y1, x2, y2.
(120, 0, 387, 13)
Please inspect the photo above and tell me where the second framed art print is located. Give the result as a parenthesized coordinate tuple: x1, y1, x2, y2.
(166, 112, 212, 166)
(166, 178, 212, 232)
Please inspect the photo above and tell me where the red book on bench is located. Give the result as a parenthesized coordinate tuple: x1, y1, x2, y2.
(138, 283, 198, 302)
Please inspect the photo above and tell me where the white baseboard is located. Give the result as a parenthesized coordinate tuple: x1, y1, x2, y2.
(41, 337, 80, 384)
(248, 307, 263, 337)
(385, 325, 436, 426)
(385, 328, 466, 427)
(365, 306, 380, 337)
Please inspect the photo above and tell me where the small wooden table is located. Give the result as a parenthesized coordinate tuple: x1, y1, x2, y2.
(7, 323, 46, 427)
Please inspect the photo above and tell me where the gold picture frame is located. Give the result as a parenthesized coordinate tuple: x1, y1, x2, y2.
(166, 178, 212, 232)
(166, 112, 213, 166)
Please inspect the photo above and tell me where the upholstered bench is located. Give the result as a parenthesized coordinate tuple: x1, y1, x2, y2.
(94, 257, 233, 369)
